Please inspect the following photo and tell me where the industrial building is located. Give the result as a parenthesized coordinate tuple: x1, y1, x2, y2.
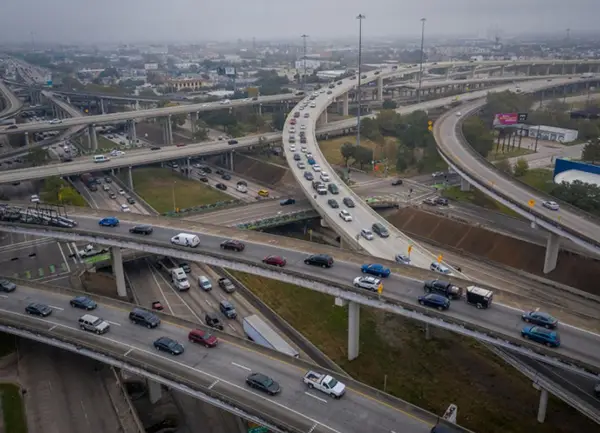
(525, 125, 579, 143)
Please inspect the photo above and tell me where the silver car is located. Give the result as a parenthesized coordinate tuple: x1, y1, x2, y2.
(361, 229, 374, 240)
(543, 200, 559, 211)
(353, 276, 381, 291)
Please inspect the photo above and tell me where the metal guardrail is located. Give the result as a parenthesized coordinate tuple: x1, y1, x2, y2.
(162, 199, 243, 217)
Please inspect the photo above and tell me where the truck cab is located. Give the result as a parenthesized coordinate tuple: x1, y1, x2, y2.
(171, 267, 190, 291)
(424, 279, 462, 300)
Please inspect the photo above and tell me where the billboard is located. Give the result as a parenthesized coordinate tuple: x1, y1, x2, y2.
(493, 112, 528, 126)
(247, 86, 259, 97)
(224, 67, 236, 76)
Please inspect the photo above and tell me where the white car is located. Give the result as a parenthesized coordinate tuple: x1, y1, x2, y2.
(430, 262, 453, 275)
(289, 144, 296, 152)
(543, 200, 560, 211)
(118, 189, 125, 195)
(455, 112, 462, 117)
(353, 276, 381, 292)
(360, 229, 374, 240)
(102, 184, 110, 191)
(320, 172, 330, 182)
(193, 163, 202, 169)
(236, 184, 248, 193)
(301, 146, 307, 153)
(339, 210, 352, 222)
(110, 150, 125, 157)
(297, 162, 306, 169)
(289, 127, 296, 133)
(220, 99, 231, 105)
(30, 194, 40, 203)
(120, 204, 131, 212)
(312, 164, 321, 172)
(306, 152, 313, 159)
(300, 125, 306, 130)
(48, 119, 62, 124)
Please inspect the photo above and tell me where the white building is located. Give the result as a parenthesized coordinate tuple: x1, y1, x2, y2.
(295, 59, 321, 70)
(316, 70, 348, 80)
(144, 63, 158, 70)
(525, 125, 579, 143)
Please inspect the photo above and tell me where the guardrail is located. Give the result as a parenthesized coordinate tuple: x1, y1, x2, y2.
(1, 219, 599, 378)
(0, 280, 470, 433)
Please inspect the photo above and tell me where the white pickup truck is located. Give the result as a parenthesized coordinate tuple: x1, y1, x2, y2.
(303, 371, 346, 399)
(77, 244, 109, 258)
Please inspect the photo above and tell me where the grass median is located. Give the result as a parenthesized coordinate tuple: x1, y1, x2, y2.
(0, 383, 27, 433)
(229, 271, 596, 433)
(120, 167, 230, 213)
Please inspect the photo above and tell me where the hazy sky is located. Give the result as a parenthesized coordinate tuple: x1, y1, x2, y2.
(1, 0, 598, 44)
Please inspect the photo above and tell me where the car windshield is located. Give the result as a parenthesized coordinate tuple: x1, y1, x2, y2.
(326, 377, 338, 388)
(262, 377, 274, 387)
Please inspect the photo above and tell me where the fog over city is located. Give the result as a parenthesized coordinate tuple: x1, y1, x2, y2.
(1, 0, 600, 43)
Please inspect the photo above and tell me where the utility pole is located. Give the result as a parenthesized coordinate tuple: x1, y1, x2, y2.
(301, 34, 309, 91)
(417, 18, 426, 104)
(356, 14, 366, 148)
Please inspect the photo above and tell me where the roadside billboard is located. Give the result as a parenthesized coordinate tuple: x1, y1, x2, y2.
(493, 112, 528, 126)
(247, 86, 259, 97)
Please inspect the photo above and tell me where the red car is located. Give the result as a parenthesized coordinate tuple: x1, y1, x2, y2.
(290, 119, 297, 125)
(220, 239, 245, 252)
(262, 255, 286, 267)
(188, 329, 218, 348)
(176, 143, 186, 147)
(151, 301, 164, 311)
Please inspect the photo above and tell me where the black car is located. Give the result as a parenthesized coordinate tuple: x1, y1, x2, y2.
(327, 199, 339, 208)
(150, 146, 161, 150)
(280, 198, 296, 206)
(216, 169, 225, 175)
(0, 279, 16, 292)
(70, 296, 97, 310)
(25, 302, 52, 317)
(228, 139, 238, 145)
(418, 293, 450, 311)
(246, 373, 281, 396)
(220, 239, 245, 251)
(304, 254, 334, 268)
(391, 179, 403, 186)
(304, 171, 314, 181)
(199, 176, 209, 182)
(294, 153, 301, 161)
(153, 337, 185, 355)
(221, 174, 231, 180)
(129, 225, 153, 235)
(343, 197, 355, 208)
(216, 183, 227, 190)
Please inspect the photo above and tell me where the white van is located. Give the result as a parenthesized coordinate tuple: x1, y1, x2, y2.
(93, 155, 110, 163)
(170, 233, 200, 248)
(198, 275, 212, 291)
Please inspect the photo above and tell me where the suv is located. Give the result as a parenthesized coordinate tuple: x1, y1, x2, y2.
(79, 314, 110, 334)
(328, 183, 339, 194)
(220, 300, 237, 319)
(129, 224, 153, 235)
(304, 254, 334, 268)
(372, 222, 390, 238)
(220, 239, 245, 251)
(218, 277, 236, 293)
(129, 308, 160, 328)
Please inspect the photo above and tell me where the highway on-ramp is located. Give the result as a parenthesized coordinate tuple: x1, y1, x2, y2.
(0, 80, 24, 119)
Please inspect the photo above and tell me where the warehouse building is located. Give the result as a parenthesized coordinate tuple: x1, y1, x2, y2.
(525, 125, 579, 143)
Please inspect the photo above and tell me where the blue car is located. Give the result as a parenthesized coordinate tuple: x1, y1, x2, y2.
(521, 326, 560, 348)
(361, 263, 391, 278)
(307, 158, 316, 165)
(99, 216, 119, 227)
(418, 293, 450, 311)
(522, 311, 558, 329)
(70, 296, 97, 310)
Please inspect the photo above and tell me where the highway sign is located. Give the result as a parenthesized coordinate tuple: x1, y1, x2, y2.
(528, 199, 535, 208)
(248, 427, 269, 433)
(518, 113, 528, 122)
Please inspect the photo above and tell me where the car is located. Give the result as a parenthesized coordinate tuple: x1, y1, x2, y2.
(423, 197, 437, 206)
(306, 152, 313, 159)
(153, 337, 185, 355)
(289, 144, 296, 151)
(129, 224, 153, 235)
(339, 210, 352, 222)
(228, 139, 238, 145)
(6, 125, 18, 130)
(521, 326, 560, 348)
(522, 311, 559, 329)
(48, 119, 62, 124)
(99, 217, 119, 227)
(25, 302, 53, 316)
(300, 146, 307, 153)
(430, 262, 453, 275)
(280, 198, 296, 206)
(361, 74, 367, 79)
(221, 174, 231, 180)
(391, 179, 403, 186)
(151, 301, 164, 311)
(199, 176, 209, 182)
(361, 264, 391, 278)
(353, 276, 381, 291)
(216, 169, 225, 175)
(246, 373, 281, 396)
(312, 164, 321, 172)
(215, 183, 227, 190)
(117, 188, 125, 195)
(220, 239, 245, 251)
(70, 296, 97, 310)
(263, 255, 286, 267)
(543, 201, 560, 211)
(104, 177, 112, 183)
(151, 146, 161, 150)
(418, 294, 450, 311)
(294, 153, 301, 161)
(435, 197, 449, 206)
(343, 197, 355, 208)
(219, 299, 237, 318)
(0, 279, 16, 292)
(297, 161, 306, 169)
(304, 171, 314, 181)
(327, 90, 332, 94)
(307, 157, 316, 165)
(304, 254, 334, 268)
(218, 278, 236, 294)
(360, 229, 374, 240)
(320, 172, 330, 182)
(327, 199, 339, 208)
(395, 254, 411, 265)
(109, 192, 117, 199)
(188, 329, 218, 347)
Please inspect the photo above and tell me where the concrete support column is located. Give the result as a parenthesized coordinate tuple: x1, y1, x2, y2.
(129, 120, 137, 145)
(258, 103, 262, 116)
(318, 110, 328, 125)
(561, 64, 565, 75)
(526, 65, 531, 76)
(164, 116, 173, 145)
(572, 65, 577, 74)
(147, 380, 162, 404)
(537, 388, 548, 423)
(24, 132, 29, 147)
(127, 166, 134, 191)
(111, 247, 127, 297)
(543, 232, 561, 274)
(500, 66, 505, 76)
(100, 98, 105, 114)
(546, 66, 551, 76)
(342, 93, 349, 116)
(460, 177, 470, 192)
(189, 112, 198, 134)
(376, 76, 383, 101)
(470, 67, 476, 78)
(135, 100, 140, 111)
(348, 301, 360, 361)
(445, 69, 450, 79)
(229, 151, 234, 171)
(88, 124, 97, 152)
(186, 157, 191, 178)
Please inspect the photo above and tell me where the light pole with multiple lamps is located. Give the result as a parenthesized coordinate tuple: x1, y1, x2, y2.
(417, 18, 426, 104)
(301, 34, 309, 91)
(356, 14, 366, 149)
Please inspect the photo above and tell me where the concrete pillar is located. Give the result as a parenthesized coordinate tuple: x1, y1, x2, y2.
(543, 232, 561, 274)
(546, 66, 551, 76)
(148, 379, 162, 404)
(470, 67, 476, 78)
(348, 301, 360, 361)
(24, 132, 29, 147)
(100, 98, 105, 114)
(229, 151, 234, 171)
(342, 93, 349, 116)
(445, 69, 450, 80)
(500, 66, 505, 76)
(129, 120, 137, 145)
(111, 247, 127, 297)
(189, 112, 197, 134)
(537, 388, 548, 423)
(127, 166, 134, 191)
(377, 76, 383, 101)
(561, 64, 565, 75)
(527, 65, 531, 76)
(258, 103, 262, 116)
(460, 177, 470, 192)
(167, 115, 173, 145)
(318, 110, 328, 125)
(88, 124, 97, 151)
(135, 100, 140, 111)
(186, 157, 191, 178)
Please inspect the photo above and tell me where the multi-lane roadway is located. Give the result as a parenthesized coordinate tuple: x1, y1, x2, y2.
(0, 79, 23, 119)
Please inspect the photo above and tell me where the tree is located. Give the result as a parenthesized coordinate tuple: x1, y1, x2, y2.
(41, 177, 86, 207)
(495, 158, 513, 175)
(513, 158, 529, 177)
(552, 180, 600, 216)
(26, 147, 50, 166)
(582, 140, 600, 163)
(382, 99, 397, 110)
(340, 142, 356, 166)
(462, 117, 494, 157)
(272, 112, 286, 131)
(354, 145, 373, 169)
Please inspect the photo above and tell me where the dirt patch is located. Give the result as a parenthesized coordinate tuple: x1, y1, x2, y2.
(386, 207, 600, 294)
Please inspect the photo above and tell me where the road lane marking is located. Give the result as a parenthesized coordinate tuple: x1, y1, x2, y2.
(304, 392, 327, 403)
(228, 324, 236, 331)
(124, 348, 134, 356)
(48, 325, 57, 331)
(231, 362, 251, 371)
(0, 295, 7, 299)
(107, 321, 121, 326)
(209, 379, 219, 389)
(204, 299, 212, 306)
(48, 305, 63, 311)
(308, 424, 317, 433)
(153, 265, 204, 324)
(147, 262, 174, 314)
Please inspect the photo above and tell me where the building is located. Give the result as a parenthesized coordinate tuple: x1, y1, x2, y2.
(316, 70, 348, 80)
(553, 158, 600, 187)
(144, 63, 159, 70)
(525, 125, 579, 143)
(166, 77, 207, 92)
(295, 59, 321, 70)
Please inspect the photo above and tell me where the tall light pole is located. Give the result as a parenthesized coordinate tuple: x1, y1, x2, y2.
(356, 14, 366, 149)
(301, 34, 309, 91)
(417, 18, 426, 104)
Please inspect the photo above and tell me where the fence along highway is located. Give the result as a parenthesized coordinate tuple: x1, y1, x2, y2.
(1, 206, 600, 375)
(0, 283, 447, 433)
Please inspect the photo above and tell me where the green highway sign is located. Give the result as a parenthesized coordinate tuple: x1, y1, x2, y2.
(248, 427, 269, 433)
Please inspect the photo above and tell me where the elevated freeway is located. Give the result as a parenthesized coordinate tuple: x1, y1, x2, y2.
(0, 80, 24, 119)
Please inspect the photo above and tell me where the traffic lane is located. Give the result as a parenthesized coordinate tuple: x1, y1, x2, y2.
(2, 286, 432, 433)
(0, 239, 73, 279)
(187, 201, 311, 226)
(190, 170, 253, 202)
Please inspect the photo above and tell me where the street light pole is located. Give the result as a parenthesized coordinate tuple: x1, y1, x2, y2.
(417, 18, 426, 104)
(301, 34, 309, 91)
(356, 14, 366, 149)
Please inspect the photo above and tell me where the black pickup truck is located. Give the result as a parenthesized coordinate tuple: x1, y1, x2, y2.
(423, 279, 462, 300)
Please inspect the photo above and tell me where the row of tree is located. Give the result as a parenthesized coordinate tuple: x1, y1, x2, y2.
(40, 177, 87, 207)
